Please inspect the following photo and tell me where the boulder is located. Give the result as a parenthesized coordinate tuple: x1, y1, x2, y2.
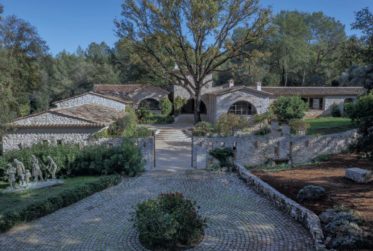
(297, 185, 326, 201)
(345, 168, 372, 183)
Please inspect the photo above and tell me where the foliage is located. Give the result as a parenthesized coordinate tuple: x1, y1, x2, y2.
(254, 126, 271, 136)
(173, 97, 187, 115)
(289, 119, 310, 134)
(270, 96, 308, 123)
(192, 122, 214, 136)
(134, 192, 206, 250)
(70, 140, 144, 177)
(133, 126, 153, 138)
(116, 0, 271, 122)
(331, 103, 342, 117)
(347, 93, 373, 158)
(0, 175, 121, 232)
(108, 107, 138, 137)
(160, 97, 172, 116)
(209, 148, 234, 168)
(139, 114, 174, 124)
(216, 114, 249, 136)
(135, 107, 151, 122)
(0, 144, 80, 179)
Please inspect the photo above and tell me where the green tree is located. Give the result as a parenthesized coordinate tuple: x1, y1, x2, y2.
(270, 96, 308, 123)
(116, 0, 271, 123)
(352, 7, 373, 62)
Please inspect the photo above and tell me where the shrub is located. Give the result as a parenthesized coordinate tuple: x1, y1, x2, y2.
(70, 140, 144, 177)
(347, 93, 373, 159)
(136, 107, 152, 122)
(216, 113, 248, 136)
(0, 175, 121, 232)
(160, 97, 172, 116)
(133, 126, 153, 138)
(192, 121, 214, 136)
(209, 147, 234, 168)
(270, 96, 308, 123)
(174, 97, 187, 115)
(331, 103, 342, 117)
(297, 185, 326, 201)
(289, 119, 310, 134)
(254, 126, 271, 135)
(108, 107, 138, 137)
(0, 143, 80, 178)
(139, 114, 174, 124)
(134, 192, 206, 250)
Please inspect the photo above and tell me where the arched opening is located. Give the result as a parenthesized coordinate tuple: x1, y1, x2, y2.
(228, 101, 257, 115)
(181, 99, 207, 114)
(139, 98, 160, 111)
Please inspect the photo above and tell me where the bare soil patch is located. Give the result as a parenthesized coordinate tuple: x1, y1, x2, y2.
(251, 154, 373, 235)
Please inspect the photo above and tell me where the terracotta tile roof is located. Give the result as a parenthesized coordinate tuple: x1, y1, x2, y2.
(94, 84, 169, 96)
(206, 86, 366, 97)
(10, 104, 124, 129)
(52, 104, 124, 125)
(52, 92, 132, 105)
(260, 86, 366, 96)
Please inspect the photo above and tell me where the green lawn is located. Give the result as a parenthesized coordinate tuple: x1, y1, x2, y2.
(305, 117, 356, 135)
(0, 176, 99, 214)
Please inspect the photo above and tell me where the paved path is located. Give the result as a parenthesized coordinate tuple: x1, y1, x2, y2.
(0, 169, 314, 250)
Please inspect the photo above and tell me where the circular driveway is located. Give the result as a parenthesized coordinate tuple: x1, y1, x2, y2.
(0, 169, 314, 250)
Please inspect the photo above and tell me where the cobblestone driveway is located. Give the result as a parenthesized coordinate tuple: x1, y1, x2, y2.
(0, 169, 314, 250)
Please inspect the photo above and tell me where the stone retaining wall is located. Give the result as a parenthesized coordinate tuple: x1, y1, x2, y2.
(235, 162, 325, 250)
(192, 126, 358, 169)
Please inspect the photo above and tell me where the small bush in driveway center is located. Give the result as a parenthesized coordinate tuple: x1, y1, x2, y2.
(134, 192, 206, 250)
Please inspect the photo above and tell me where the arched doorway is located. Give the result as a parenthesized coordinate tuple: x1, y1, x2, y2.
(228, 101, 257, 115)
(181, 99, 207, 114)
(139, 98, 160, 112)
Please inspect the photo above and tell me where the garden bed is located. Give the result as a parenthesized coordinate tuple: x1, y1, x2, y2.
(250, 154, 373, 236)
(0, 175, 121, 232)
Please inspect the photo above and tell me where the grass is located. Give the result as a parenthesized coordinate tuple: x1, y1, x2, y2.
(305, 117, 356, 135)
(0, 176, 99, 214)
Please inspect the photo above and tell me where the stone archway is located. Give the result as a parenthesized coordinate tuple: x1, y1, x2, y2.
(181, 99, 207, 114)
(138, 98, 160, 111)
(228, 101, 257, 115)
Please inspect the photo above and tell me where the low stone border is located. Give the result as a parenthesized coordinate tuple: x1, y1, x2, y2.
(235, 161, 325, 250)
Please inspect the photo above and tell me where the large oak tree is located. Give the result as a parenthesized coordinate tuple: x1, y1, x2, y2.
(115, 0, 270, 122)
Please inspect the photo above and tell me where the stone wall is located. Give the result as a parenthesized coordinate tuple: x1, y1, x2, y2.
(55, 93, 126, 111)
(235, 162, 325, 250)
(3, 129, 155, 170)
(192, 126, 358, 169)
(2, 127, 101, 152)
(324, 96, 356, 115)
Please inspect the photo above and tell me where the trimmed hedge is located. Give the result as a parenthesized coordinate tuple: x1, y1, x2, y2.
(0, 175, 121, 232)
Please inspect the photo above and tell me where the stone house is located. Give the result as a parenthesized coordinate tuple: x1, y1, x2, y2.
(3, 104, 125, 152)
(2, 78, 365, 152)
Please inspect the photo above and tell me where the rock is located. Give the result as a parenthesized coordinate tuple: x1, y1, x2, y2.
(297, 185, 326, 201)
(319, 209, 338, 224)
(345, 167, 372, 183)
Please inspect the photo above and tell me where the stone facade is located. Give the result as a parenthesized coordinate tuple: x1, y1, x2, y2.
(192, 127, 358, 169)
(2, 127, 101, 152)
(54, 93, 126, 111)
(324, 95, 356, 115)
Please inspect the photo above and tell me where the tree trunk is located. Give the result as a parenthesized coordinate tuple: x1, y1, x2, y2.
(194, 93, 201, 124)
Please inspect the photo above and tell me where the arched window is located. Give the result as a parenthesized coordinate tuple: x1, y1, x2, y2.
(228, 101, 256, 115)
(139, 98, 160, 110)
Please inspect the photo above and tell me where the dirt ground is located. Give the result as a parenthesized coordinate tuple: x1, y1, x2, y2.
(252, 154, 373, 234)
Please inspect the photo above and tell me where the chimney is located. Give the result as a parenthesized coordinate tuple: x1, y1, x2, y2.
(228, 79, 234, 88)
(256, 81, 262, 91)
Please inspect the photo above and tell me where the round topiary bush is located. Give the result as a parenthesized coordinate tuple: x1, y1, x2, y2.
(134, 192, 206, 250)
